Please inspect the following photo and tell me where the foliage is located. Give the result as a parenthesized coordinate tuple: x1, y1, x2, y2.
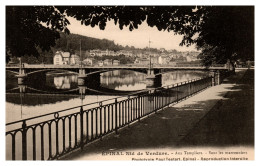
(6, 6, 70, 62)
(6, 6, 254, 67)
(194, 7, 254, 67)
(55, 32, 124, 52)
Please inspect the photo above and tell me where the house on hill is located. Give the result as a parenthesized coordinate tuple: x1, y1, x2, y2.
(104, 59, 113, 66)
(53, 51, 80, 65)
(113, 60, 120, 66)
(83, 58, 96, 66)
(53, 51, 70, 65)
(134, 58, 150, 65)
(158, 55, 169, 65)
(98, 60, 104, 66)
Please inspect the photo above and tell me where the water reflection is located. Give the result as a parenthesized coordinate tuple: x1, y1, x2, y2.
(53, 75, 78, 89)
(101, 70, 147, 90)
(46, 74, 78, 90)
(6, 70, 208, 123)
(162, 71, 208, 86)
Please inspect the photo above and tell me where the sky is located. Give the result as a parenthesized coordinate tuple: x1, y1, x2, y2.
(67, 17, 197, 52)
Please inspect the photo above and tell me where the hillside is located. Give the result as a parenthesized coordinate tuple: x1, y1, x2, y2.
(10, 32, 200, 64)
(55, 32, 125, 52)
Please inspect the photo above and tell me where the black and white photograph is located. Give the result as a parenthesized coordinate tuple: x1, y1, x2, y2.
(2, 1, 258, 165)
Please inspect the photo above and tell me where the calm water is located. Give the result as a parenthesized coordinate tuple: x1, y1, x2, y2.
(6, 70, 208, 123)
(6, 69, 209, 160)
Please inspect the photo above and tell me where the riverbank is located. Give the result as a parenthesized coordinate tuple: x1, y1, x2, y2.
(60, 69, 254, 160)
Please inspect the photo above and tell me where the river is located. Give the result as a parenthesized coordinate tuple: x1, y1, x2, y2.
(6, 70, 209, 123)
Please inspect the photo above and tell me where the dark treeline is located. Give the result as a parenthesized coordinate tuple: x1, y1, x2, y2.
(56, 32, 125, 52)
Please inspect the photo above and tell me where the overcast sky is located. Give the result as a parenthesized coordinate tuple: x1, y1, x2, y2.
(67, 17, 197, 52)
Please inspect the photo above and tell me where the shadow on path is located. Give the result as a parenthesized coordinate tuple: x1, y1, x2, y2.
(61, 69, 254, 160)
(178, 69, 254, 147)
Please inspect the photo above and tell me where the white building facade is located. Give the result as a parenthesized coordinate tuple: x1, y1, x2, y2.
(53, 51, 80, 65)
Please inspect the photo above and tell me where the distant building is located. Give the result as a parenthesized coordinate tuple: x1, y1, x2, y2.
(62, 52, 71, 64)
(83, 58, 95, 66)
(168, 61, 177, 66)
(151, 57, 158, 64)
(116, 50, 133, 57)
(158, 55, 169, 65)
(186, 55, 197, 62)
(113, 60, 120, 66)
(53, 52, 63, 65)
(134, 58, 150, 65)
(104, 59, 113, 66)
(70, 54, 80, 64)
(90, 49, 116, 56)
(53, 51, 71, 65)
(107, 50, 115, 56)
(53, 51, 81, 65)
(98, 60, 104, 66)
(159, 48, 166, 53)
(90, 49, 101, 56)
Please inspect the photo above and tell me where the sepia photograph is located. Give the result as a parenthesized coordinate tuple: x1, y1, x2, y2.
(2, 2, 257, 165)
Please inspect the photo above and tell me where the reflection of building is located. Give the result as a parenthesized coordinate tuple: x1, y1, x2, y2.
(100, 70, 146, 90)
(54, 77, 64, 88)
(53, 75, 78, 89)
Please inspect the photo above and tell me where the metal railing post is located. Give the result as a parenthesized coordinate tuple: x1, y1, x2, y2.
(138, 95, 141, 122)
(128, 97, 130, 128)
(80, 106, 84, 150)
(176, 83, 179, 102)
(169, 87, 171, 105)
(115, 99, 118, 134)
(41, 126, 44, 160)
(22, 120, 27, 160)
(161, 91, 164, 110)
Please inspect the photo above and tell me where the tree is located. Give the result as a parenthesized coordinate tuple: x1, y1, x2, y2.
(192, 7, 254, 69)
(6, 6, 254, 68)
(6, 6, 70, 62)
(63, 6, 254, 68)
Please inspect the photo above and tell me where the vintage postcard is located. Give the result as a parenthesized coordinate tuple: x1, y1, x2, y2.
(2, 1, 257, 166)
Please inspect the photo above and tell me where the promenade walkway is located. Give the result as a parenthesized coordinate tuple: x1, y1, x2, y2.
(61, 69, 254, 160)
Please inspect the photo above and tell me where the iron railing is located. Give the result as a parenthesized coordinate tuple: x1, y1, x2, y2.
(6, 76, 213, 160)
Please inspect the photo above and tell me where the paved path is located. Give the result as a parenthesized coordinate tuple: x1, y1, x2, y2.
(178, 69, 254, 147)
(61, 69, 254, 160)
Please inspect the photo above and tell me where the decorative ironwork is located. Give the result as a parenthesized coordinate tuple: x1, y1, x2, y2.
(54, 112, 59, 119)
(6, 76, 213, 160)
